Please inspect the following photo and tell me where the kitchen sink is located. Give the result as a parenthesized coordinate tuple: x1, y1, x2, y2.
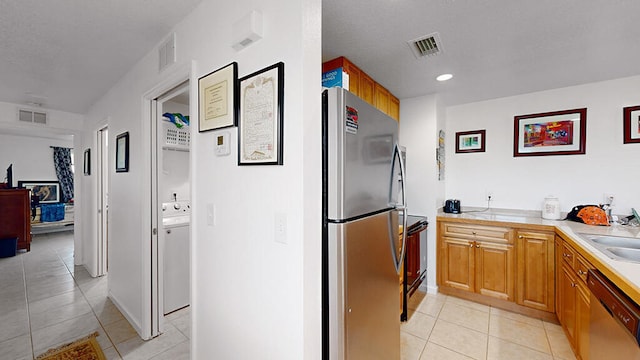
(580, 234, 640, 249)
(578, 233, 640, 263)
(607, 247, 640, 262)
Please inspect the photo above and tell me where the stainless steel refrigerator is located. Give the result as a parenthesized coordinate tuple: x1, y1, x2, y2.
(322, 87, 407, 359)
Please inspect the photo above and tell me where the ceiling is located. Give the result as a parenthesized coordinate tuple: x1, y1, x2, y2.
(1, 1, 639, 116)
(323, 0, 640, 107)
(0, 0, 202, 114)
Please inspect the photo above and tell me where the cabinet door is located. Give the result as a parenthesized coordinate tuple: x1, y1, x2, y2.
(359, 72, 375, 106)
(374, 83, 390, 115)
(344, 62, 361, 97)
(441, 237, 474, 292)
(475, 241, 515, 300)
(576, 280, 590, 360)
(516, 231, 555, 312)
(560, 263, 578, 344)
(389, 95, 400, 121)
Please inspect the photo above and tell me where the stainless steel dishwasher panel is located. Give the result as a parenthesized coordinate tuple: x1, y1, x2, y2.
(588, 270, 640, 360)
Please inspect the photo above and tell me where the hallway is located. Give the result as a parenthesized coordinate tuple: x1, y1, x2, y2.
(0, 232, 190, 360)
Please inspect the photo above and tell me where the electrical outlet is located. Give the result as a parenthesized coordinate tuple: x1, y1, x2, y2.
(486, 191, 493, 202)
(604, 193, 615, 205)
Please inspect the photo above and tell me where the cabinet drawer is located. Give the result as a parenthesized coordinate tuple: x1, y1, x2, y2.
(575, 254, 592, 283)
(561, 242, 576, 269)
(442, 223, 513, 244)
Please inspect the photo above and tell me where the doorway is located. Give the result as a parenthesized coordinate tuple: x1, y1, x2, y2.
(151, 81, 191, 336)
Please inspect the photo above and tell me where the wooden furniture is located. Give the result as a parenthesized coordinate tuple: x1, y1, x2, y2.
(437, 219, 556, 321)
(0, 189, 31, 251)
(322, 56, 400, 121)
(556, 234, 592, 360)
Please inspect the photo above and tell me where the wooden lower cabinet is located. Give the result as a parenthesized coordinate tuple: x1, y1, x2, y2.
(557, 236, 592, 360)
(516, 230, 555, 312)
(439, 222, 515, 301)
(438, 220, 557, 319)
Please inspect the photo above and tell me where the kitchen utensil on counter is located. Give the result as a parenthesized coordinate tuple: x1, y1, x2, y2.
(542, 196, 561, 220)
(443, 199, 460, 214)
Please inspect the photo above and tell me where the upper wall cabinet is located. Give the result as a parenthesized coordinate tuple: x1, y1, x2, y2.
(323, 56, 400, 121)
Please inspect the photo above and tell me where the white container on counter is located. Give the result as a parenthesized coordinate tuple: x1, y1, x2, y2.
(542, 196, 562, 220)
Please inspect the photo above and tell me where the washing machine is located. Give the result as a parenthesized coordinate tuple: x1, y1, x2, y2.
(162, 201, 190, 314)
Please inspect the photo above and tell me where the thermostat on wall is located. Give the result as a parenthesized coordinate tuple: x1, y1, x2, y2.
(215, 131, 230, 156)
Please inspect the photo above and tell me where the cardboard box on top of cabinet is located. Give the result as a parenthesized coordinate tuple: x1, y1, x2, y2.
(322, 67, 349, 90)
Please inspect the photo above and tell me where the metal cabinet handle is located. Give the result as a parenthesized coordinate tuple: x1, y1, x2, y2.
(518, 235, 524, 239)
(469, 242, 474, 247)
(476, 244, 480, 248)
(167, 229, 172, 234)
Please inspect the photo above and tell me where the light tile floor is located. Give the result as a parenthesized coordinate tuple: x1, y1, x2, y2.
(1, 232, 576, 360)
(401, 292, 577, 360)
(0, 232, 190, 360)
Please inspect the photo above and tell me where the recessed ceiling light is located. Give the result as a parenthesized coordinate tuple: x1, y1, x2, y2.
(436, 73, 453, 82)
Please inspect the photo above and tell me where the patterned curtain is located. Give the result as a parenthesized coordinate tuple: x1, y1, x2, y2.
(53, 147, 74, 203)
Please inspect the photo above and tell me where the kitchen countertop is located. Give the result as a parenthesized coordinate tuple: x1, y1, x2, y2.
(438, 208, 640, 304)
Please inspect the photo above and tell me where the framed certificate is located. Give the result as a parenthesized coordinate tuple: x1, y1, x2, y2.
(198, 62, 238, 132)
(115, 132, 129, 172)
(238, 62, 284, 165)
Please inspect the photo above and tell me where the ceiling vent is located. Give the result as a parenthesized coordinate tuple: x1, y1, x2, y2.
(408, 32, 443, 59)
(18, 109, 47, 125)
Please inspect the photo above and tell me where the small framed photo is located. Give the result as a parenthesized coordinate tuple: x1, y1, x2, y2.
(623, 105, 640, 144)
(198, 62, 238, 132)
(514, 108, 586, 157)
(116, 132, 129, 172)
(238, 62, 284, 165)
(455, 130, 486, 153)
(83, 149, 91, 176)
(17, 181, 61, 203)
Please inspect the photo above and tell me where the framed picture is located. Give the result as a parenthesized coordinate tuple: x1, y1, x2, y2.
(514, 108, 587, 157)
(115, 132, 129, 172)
(455, 130, 486, 153)
(83, 149, 91, 176)
(17, 181, 60, 203)
(623, 105, 640, 144)
(198, 62, 238, 132)
(238, 62, 284, 165)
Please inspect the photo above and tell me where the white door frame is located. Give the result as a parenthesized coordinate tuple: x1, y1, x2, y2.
(141, 62, 193, 339)
(97, 125, 109, 276)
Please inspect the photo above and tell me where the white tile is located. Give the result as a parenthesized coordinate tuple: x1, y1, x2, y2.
(446, 296, 491, 313)
(149, 340, 190, 360)
(420, 341, 475, 360)
(490, 307, 544, 328)
(29, 297, 93, 331)
(102, 346, 123, 360)
(0, 334, 32, 360)
(429, 319, 488, 360)
(167, 312, 191, 339)
(438, 301, 490, 333)
(489, 314, 551, 354)
(487, 336, 552, 360)
(115, 323, 188, 360)
(104, 318, 139, 345)
(401, 311, 437, 340)
(0, 307, 29, 343)
(91, 297, 126, 326)
(401, 331, 426, 360)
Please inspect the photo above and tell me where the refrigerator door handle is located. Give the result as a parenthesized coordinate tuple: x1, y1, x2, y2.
(389, 143, 407, 273)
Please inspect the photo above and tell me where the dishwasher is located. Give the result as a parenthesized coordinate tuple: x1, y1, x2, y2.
(588, 269, 640, 360)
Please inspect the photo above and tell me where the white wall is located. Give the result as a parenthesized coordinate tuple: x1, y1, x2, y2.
(399, 94, 444, 293)
(445, 75, 640, 216)
(81, 0, 321, 357)
(0, 134, 73, 186)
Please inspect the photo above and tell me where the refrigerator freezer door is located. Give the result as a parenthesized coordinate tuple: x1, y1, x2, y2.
(328, 210, 401, 359)
(325, 87, 399, 221)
